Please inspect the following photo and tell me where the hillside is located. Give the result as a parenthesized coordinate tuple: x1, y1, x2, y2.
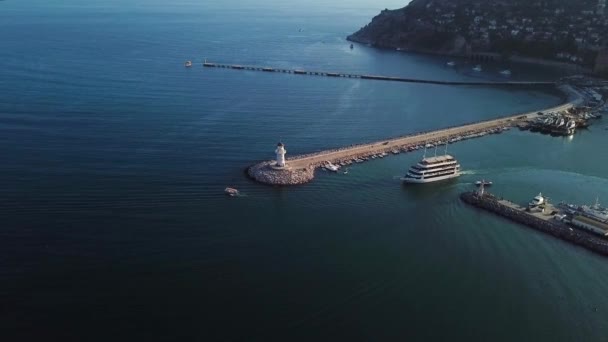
(348, 0, 607, 66)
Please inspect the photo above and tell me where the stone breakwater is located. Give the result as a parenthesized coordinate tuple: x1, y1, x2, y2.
(247, 85, 582, 186)
(247, 162, 314, 186)
(460, 191, 608, 257)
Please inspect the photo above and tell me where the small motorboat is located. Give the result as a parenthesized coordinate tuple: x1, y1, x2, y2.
(224, 187, 239, 197)
(350, 43, 354, 49)
(499, 69, 512, 76)
(529, 192, 545, 207)
(325, 162, 340, 172)
(447, 61, 456, 67)
(473, 65, 482, 72)
(475, 180, 493, 187)
(185, 60, 193, 67)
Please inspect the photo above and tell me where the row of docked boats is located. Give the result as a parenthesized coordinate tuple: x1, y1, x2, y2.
(317, 124, 511, 184)
(556, 198, 608, 236)
(524, 192, 608, 237)
(529, 114, 578, 136)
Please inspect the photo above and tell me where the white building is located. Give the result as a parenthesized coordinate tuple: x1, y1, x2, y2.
(275, 142, 286, 167)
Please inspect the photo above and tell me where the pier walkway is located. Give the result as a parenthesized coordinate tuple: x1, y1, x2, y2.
(202, 61, 557, 87)
(247, 91, 580, 185)
(285, 100, 575, 170)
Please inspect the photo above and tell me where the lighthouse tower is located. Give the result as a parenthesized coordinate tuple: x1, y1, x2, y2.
(275, 142, 287, 168)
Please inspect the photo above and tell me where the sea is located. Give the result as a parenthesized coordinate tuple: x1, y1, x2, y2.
(1, 0, 608, 341)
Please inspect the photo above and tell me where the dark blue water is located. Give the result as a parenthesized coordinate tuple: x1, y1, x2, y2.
(2, 1, 608, 341)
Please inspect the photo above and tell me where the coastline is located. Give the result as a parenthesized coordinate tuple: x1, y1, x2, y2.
(346, 37, 593, 74)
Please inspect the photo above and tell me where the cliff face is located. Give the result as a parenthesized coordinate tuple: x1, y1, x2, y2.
(347, 0, 468, 55)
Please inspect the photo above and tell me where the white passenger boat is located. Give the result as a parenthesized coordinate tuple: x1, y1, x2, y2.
(401, 145, 461, 184)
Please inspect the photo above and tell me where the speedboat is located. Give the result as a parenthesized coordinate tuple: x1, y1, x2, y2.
(185, 60, 193, 67)
(225, 187, 239, 197)
(529, 192, 545, 207)
(499, 69, 512, 76)
(447, 61, 456, 67)
(475, 180, 493, 187)
(473, 65, 482, 72)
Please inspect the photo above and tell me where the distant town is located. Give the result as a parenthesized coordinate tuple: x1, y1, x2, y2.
(348, 0, 608, 75)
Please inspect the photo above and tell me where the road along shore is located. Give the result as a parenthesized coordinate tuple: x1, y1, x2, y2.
(248, 85, 582, 186)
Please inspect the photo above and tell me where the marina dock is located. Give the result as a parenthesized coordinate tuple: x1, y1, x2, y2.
(247, 88, 581, 185)
(202, 61, 557, 87)
(460, 191, 608, 257)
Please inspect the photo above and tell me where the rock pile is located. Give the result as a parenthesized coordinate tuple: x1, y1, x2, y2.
(247, 162, 314, 186)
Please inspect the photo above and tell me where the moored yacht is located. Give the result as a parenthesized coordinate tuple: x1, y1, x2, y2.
(401, 146, 461, 184)
(529, 193, 545, 207)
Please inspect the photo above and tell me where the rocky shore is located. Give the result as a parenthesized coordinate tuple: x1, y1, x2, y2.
(247, 162, 314, 186)
(460, 191, 608, 257)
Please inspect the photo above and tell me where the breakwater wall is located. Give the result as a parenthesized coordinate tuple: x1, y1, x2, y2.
(460, 192, 608, 257)
(247, 89, 579, 186)
(202, 61, 556, 87)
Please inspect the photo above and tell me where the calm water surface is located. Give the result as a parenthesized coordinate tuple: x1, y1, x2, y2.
(1, 0, 607, 341)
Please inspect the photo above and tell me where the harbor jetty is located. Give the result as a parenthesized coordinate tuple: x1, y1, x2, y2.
(202, 61, 556, 87)
(460, 191, 608, 257)
(248, 87, 581, 186)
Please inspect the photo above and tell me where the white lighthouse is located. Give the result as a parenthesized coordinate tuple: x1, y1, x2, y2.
(275, 142, 287, 168)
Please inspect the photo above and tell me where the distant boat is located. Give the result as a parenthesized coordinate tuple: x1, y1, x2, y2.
(499, 69, 512, 76)
(350, 43, 354, 49)
(447, 61, 456, 67)
(473, 65, 482, 72)
(224, 187, 239, 197)
(184, 60, 193, 67)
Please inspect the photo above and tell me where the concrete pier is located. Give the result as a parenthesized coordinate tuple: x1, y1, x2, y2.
(202, 61, 557, 87)
(460, 191, 608, 257)
(247, 91, 580, 186)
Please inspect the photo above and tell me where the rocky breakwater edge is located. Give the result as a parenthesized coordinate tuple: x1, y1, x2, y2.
(247, 162, 314, 186)
(247, 122, 515, 186)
